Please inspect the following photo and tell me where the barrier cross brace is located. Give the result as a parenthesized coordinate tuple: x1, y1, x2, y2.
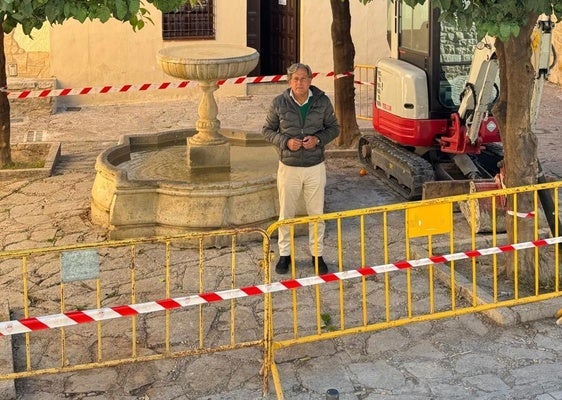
(1, 236, 560, 337)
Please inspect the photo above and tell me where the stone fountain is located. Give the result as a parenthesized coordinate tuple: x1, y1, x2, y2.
(158, 43, 259, 174)
(90, 44, 280, 240)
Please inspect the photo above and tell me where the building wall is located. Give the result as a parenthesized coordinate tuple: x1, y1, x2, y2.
(48, 1, 250, 107)
(301, 0, 389, 90)
(3, 1, 387, 108)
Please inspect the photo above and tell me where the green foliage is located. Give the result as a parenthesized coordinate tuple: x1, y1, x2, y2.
(0, 0, 198, 35)
(419, 0, 560, 41)
(360, 0, 561, 41)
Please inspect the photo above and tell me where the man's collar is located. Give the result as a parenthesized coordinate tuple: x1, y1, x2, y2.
(290, 89, 313, 105)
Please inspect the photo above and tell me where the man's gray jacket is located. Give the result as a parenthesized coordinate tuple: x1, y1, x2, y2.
(262, 85, 340, 167)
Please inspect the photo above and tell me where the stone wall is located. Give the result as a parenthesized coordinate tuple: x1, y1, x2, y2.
(7, 77, 57, 116)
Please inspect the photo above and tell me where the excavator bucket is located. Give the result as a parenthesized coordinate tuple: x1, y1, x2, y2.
(422, 180, 473, 200)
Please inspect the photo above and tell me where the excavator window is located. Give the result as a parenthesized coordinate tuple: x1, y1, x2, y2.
(438, 20, 478, 108)
(399, 1, 429, 53)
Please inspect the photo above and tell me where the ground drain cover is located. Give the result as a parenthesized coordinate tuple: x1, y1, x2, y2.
(24, 130, 47, 142)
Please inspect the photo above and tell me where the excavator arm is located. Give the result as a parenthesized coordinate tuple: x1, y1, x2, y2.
(445, 15, 555, 151)
(456, 36, 498, 146)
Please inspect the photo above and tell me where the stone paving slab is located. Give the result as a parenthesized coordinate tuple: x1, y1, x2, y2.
(1, 83, 562, 399)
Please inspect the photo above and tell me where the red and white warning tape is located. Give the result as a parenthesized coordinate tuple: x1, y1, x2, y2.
(2, 71, 356, 99)
(506, 210, 536, 219)
(1, 235, 559, 337)
(4, 81, 198, 99)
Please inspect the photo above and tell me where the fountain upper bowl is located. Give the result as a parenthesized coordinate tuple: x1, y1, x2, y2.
(157, 43, 259, 81)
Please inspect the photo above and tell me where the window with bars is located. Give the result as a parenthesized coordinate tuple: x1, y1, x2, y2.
(162, 0, 215, 40)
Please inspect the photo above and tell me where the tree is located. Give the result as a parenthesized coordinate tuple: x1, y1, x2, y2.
(330, 0, 361, 147)
(0, 0, 189, 168)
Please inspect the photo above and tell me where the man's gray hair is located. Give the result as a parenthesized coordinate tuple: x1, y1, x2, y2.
(287, 63, 312, 80)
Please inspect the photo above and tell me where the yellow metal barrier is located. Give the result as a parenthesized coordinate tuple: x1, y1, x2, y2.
(265, 180, 562, 398)
(1, 181, 562, 399)
(0, 228, 272, 394)
(354, 64, 376, 121)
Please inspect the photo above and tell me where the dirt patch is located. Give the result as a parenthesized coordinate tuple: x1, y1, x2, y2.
(8, 144, 50, 168)
(0, 142, 61, 180)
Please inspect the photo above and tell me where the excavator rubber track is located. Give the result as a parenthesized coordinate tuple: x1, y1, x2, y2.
(358, 133, 435, 200)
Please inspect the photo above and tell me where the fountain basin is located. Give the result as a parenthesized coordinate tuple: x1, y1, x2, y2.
(157, 44, 259, 82)
(91, 129, 279, 240)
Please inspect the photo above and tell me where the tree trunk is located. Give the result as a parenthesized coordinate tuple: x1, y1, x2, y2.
(494, 16, 552, 286)
(0, 31, 12, 168)
(330, 0, 360, 148)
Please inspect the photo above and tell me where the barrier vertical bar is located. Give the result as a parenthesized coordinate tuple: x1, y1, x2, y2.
(290, 225, 299, 339)
(449, 208, 456, 311)
(492, 195, 499, 302)
(404, 214, 413, 318)
(60, 281, 67, 367)
(337, 218, 345, 330)
(262, 232, 272, 397)
(513, 193, 520, 299)
(230, 234, 236, 345)
(22, 256, 31, 371)
(360, 215, 368, 325)
(313, 221, 322, 334)
(198, 237, 204, 349)
(130, 245, 137, 358)
(533, 189, 540, 295)
(553, 189, 560, 292)
(96, 277, 102, 362)
(383, 212, 391, 322)
(428, 235, 435, 314)
(469, 197, 478, 307)
(165, 241, 171, 354)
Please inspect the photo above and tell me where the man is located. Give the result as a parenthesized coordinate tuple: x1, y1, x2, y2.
(262, 63, 340, 275)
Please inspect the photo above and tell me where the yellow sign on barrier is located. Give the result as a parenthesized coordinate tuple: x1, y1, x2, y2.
(406, 203, 453, 237)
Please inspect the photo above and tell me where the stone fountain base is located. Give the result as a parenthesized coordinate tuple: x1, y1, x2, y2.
(91, 129, 279, 240)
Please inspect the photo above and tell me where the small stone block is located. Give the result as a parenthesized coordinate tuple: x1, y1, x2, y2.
(186, 141, 231, 173)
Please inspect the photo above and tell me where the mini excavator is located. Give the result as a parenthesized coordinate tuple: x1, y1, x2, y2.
(358, 0, 555, 201)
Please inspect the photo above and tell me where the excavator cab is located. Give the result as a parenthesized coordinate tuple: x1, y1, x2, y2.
(390, 0, 477, 118)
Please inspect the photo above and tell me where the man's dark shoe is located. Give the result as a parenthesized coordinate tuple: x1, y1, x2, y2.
(275, 256, 291, 274)
(312, 256, 328, 275)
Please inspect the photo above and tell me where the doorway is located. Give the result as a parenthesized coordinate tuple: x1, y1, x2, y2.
(247, 0, 300, 77)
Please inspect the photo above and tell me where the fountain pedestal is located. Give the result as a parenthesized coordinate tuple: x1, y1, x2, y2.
(157, 44, 259, 174)
(188, 80, 229, 172)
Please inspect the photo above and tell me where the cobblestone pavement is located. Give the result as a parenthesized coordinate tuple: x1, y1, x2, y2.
(1, 84, 562, 399)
